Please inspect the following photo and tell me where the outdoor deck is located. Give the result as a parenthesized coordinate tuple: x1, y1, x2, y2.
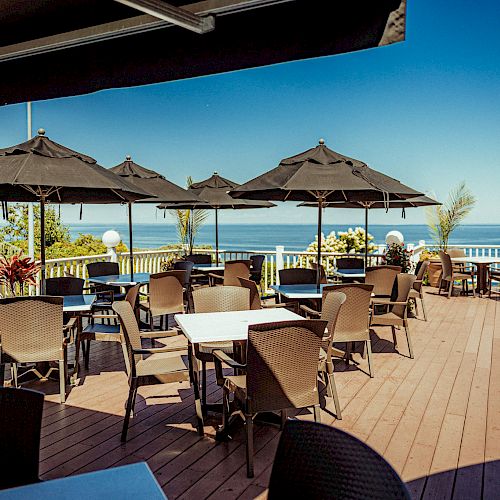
(20, 289, 500, 499)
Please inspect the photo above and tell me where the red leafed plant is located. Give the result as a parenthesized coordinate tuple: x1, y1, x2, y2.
(0, 253, 41, 296)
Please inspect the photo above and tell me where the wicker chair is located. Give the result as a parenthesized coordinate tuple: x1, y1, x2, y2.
(139, 271, 186, 330)
(185, 254, 212, 286)
(112, 301, 195, 441)
(409, 260, 429, 320)
(336, 257, 364, 270)
(46, 276, 85, 296)
(214, 319, 327, 477)
(86, 261, 126, 302)
(0, 296, 73, 403)
(438, 251, 475, 298)
(268, 420, 411, 500)
(237, 277, 296, 311)
(310, 262, 328, 284)
(279, 268, 316, 285)
(371, 274, 416, 358)
(488, 267, 500, 297)
(76, 284, 141, 376)
(209, 260, 251, 287)
(173, 260, 195, 311)
(249, 254, 265, 285)
(365, 265, 401, 297)
(0, 387, 44, 490)
(192, 286, 250, 412)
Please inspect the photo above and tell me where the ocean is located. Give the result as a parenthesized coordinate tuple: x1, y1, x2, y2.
(67, 223, 500, 252)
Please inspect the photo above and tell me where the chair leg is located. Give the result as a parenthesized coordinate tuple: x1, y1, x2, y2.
(391, 325, 398, 348)
(325, 365, 342, 420)
(84, 339, 91, 370)
(405, 323, 414, 359)
(201, 360, 207, 413)
(447, 280, 453, 298)
(245, 414, 254, 478)
(313, 404, 321, 423)
(471, 277, 476, 298)
(366, 340, 374, 378)
(121, 380, 138, 442)
(58, 359, 66, 404)
(280, 409, 287, 430)
(0, 363, 4, 387)
(421, 295, 427, 321)
(11, 363, 18, 387)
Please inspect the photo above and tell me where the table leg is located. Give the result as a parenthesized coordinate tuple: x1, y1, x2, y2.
(187, 341, 204, 436)
(476, 264, 488, 295)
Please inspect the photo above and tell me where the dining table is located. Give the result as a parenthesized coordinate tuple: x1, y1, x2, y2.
(0, 462, 166, 499)
(451, 256, 500, 294)
(332, 268, 366, 281)
(271, 283, 330, 300)
(175, 307, 303, 433)
(87, 272, 150, 288)
(62, 294, 96, 313)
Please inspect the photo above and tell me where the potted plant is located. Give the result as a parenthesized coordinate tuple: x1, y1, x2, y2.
(0, 253, 41, 296)
(425, 182, 476, 286)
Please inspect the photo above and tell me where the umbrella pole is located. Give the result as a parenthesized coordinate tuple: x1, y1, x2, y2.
(40, 197, 46, 295)
(215, 207, 219, 265)
(128, 202, 134, 281)
(364, 205, 368, 269)
(316, 198, 323, 288)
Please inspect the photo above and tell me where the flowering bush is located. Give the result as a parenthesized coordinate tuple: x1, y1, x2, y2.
(0, 253, 41, 295)
(384, 243, 413, 273)
(306, 227, 375, 267)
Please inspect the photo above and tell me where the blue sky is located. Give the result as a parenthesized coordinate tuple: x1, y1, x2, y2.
(0, 0, 499, 228)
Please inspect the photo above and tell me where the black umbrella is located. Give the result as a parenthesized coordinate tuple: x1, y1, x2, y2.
(299, 195, 441, 268)
(229, 139, 424, 285)
(109, 155, 200, 277)
(158, 172, 275, 264)
(0, 130, 150, 293)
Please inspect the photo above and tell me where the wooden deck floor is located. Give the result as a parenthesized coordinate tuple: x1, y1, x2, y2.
(18, 289, 500, 499)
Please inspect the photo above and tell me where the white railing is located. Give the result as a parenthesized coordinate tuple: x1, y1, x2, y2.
(4, 241, 500, 297)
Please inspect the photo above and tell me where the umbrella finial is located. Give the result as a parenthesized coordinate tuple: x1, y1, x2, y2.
(318, 138, 325, 145)
(37, 128, 46, 136)
(126, 155, 131, 161)
(213, 171, 219, 175)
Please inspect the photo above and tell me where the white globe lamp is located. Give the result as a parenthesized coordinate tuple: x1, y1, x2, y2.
(102, 230, 121, 262)
(385, 230, 404, 247)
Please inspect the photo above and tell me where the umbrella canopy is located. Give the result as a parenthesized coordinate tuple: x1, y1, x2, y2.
(299, 195, 441, 267)
(229, 139, 424, 284)
(0, 1, 405, 105)
(0, 130, 150, 292)
(109, 155, 201, 277)
(159, 172, 275, 263)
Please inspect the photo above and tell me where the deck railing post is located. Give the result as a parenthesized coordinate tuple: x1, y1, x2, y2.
(276, 245, 284, 285)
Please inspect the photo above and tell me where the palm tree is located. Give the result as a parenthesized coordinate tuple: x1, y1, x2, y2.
(426, 182, 476, 251)
(170, 177, 208, 256)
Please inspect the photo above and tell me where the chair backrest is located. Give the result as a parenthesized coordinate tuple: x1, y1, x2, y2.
(324, 284, 373, 342)
(249, 254, 265, 280)
(246, 320, 327, 413)
(311, 262, 328, 284)
(86, 261, 119, 278)
(45, 277, 85, 296)
(365, 266, 401, 297)
(192, 286, 250, 313)
(125, 283, 141, 310)
(173, 260, 194, 286)
(237, 276, 261, 310)
(447, 248, 466, 258)
(185, 254, 212, 265)
(112, 301, 142, 374)
(149, 271, 185, 315)
(279, 268, 316, 285)
(336, 257, 364, 270)
(438, 251, 453, 281)
(321, 291, 347, 339)
(0, 387, 44, 490)
(391, 273, 416, 318)
(268, 420, 411, 500)
(0, 296, 63, 363)
(415, 259, 429, 281)
(223, 260, 251, 286)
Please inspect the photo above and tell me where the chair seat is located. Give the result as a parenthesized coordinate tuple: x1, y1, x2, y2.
(136, 351, 188, 377)
(408, 289, 419, 299)
(451, 273, 472, 281)
(371, 312, 403, 326)
(139, 301, 184, 317)
(198, 341, 234, 354)
(82, 323, 120, 341)
(224, 374, 247, 401)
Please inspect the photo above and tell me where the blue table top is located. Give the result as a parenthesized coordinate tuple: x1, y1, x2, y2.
(0, 463, 166, 499)
(63, 294, 96, 312)
(88, 273, 150, 286)
(271, 284, 328, 299)
(333, 268, 365, 277)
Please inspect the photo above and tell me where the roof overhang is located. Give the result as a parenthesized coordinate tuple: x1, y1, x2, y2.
(0, 0, 406, 105)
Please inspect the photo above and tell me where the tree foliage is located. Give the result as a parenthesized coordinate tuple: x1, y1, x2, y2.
(426, 182, 476, 251)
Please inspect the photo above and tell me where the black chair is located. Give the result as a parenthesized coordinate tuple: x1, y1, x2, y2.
(279, 268, 316, 285)
(336, 257, 365, 270)
(0, 387, 44, 490)
(185, 254, 212, 265)
(268, 420, 411, 500)
(249, 254, 265, 285)
(45, 277, 85, 296)
(86, 261, 126, 311)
